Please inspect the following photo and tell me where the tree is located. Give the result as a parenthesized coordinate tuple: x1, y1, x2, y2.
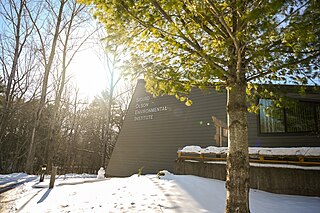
(83, 0, 320, 212)
(24, 0, 67, 173)
(0, 0, 37, 150)
(0, 1, 132, 174)
(93, 27, 132, 168)
(0, 0, 42, 172)
(24, 0, 94, 173)
(46, 0, 94, 172)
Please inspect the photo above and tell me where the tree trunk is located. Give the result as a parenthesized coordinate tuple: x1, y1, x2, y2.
(25, 111, 41, 174)
(0, 0, 25, 146)
(103, 75, 114, 169)
(49, 165, 57, 189)
(24, 0, 65, 174)
(225, 82, 250, 213)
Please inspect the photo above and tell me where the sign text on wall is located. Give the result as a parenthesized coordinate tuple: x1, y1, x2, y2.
(134, 95, 168, 121)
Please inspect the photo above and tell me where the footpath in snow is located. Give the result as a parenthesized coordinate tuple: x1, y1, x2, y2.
(0, 171, 319, 213)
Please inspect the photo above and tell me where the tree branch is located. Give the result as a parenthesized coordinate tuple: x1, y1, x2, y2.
(205, 0, 239, 51)
(247, 51, 320, 81)
(149, 0, 229, 77)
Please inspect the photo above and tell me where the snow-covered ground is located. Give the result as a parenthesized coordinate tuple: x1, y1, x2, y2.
(0, 171, 319, 213)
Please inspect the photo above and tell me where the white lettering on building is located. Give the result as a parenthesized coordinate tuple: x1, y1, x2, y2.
(133, 95, 168, 121)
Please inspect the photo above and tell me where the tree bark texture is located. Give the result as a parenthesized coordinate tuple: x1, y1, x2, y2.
(49, 165, 57, 189)
(25, 110, 41, 174)
(225, 82, 250, 213)
(25, 0, 65, 174)
(0, 0, 25, 145)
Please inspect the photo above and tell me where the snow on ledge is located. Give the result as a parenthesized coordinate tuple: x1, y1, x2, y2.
(189, 160, 320, 170)
(178, 146, 320, 157)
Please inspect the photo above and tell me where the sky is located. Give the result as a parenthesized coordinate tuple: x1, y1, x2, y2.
(67, 23, 129, 102)
(1, 1, 318, 103)
(68, 46, 132, 102)
(0, 0, 122, 102)
(1, 171, 320, 213)
(69, 47, 109, 100)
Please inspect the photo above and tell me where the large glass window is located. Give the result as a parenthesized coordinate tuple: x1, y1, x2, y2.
(259, 99, 320, 134)
(259, 99, 285, 133)
(286, 102, 316, 132)
(317, 104, 320, 131)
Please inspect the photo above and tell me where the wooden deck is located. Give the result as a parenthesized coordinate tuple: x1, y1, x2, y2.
(177, 147, 320, 166)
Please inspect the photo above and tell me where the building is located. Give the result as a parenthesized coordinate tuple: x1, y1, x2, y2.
(106, 80, 320, 177)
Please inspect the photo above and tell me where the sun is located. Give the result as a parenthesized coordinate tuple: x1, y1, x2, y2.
(69, 48, 107, 100)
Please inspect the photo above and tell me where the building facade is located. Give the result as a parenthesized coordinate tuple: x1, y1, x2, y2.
(107, 80, 320, 176)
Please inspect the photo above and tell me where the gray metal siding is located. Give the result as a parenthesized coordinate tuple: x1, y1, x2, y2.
(248, 112, 320, 147)
(248, 92, 320, 147)
(107, 81, 320, 177)
(107, 80, 226, 176)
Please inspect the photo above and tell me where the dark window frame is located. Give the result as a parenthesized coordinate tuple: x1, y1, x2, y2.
(258, 99, 320, 136)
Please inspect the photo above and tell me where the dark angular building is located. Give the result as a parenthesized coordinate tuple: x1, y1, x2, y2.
(107, 80, 320, 176)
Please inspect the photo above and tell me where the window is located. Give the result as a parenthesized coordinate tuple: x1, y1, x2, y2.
(317, 104, 320, 130)
(286, 102, 316, 132)
(259, 99, 285, 133)
(259, 99, 320, 134)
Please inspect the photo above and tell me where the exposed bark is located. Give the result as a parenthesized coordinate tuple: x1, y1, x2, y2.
(65, 90, 80, 170)
(49, 165, 57, 189)
(46, 2, 93, 170)
(0, 0, 32, 145)
(225, 82, 250, 213)
(0, 0, 40, 173)
(225, 4, 250, 209)
(94, 31, 125, 167)
(102, 71, 114, 168)
(46, 0, 77, 171)
(25, 0, 66, 174)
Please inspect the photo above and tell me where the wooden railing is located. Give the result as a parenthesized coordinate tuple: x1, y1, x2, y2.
(177, 146, 320, 166)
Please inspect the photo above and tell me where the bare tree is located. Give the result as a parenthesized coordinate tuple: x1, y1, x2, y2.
(0, 0, 133, 174)
(0, 0, 36, 144)
(94, 27, 134, 168)
(46, 0, 95, 170)
(25, 0, 67, 173)
(0, 0, 43, 172)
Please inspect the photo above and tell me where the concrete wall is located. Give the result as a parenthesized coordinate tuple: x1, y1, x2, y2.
(174, 161, 320, 197)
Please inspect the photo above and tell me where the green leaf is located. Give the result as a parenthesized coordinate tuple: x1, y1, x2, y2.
(185, 99, 193, 106)
(180, 96, 186, 102)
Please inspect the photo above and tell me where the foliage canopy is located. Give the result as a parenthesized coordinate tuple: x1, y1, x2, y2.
(83, 0, 319, 104)
(82, 1, 320, 212)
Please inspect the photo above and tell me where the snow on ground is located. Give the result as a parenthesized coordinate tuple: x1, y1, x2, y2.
(0, 173, 37, 188)
(0, 171, 320, 213)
